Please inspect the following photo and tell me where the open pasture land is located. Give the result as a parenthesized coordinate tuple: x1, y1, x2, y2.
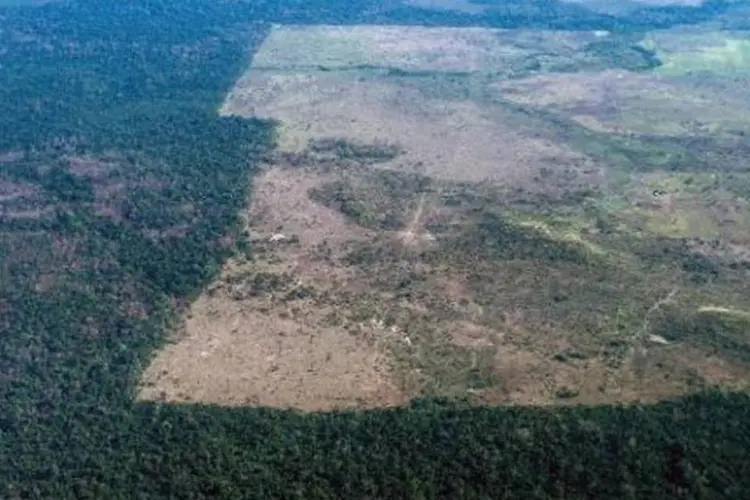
(141, 24, 750, 411)
(494, 69, 750, 138)
(644, 29, 750, 77)
(493, 29, 750, 243)
(413, 0, 709, 18)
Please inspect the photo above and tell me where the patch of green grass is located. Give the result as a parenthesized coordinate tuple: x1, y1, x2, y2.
(308, 137, 403, 163)
(653, 303, 750, 362)
(401, 340, 500, 398)
(310, 166, 431, 231)
(591, 171, 750, 242)
(455, 210, 593, 265)
(655, 37, 750, 76)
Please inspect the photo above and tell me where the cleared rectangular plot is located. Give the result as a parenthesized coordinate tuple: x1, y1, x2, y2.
(139, 25, 612, 411)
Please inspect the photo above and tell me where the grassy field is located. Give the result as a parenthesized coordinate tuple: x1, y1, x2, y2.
(141, 23, 750, 411)
(643, 28, 750, 76)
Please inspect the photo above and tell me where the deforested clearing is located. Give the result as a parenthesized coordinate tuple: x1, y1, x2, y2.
(139, 24, 750, 411)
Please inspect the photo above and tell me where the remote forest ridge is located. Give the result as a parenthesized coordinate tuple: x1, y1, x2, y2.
(140, 23, 750, 411)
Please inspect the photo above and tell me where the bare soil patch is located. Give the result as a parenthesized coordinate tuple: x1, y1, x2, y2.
(139, 296, 404, 411)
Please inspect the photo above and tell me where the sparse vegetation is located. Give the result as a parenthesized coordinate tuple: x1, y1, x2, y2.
(310, 165, 429, 230)
(308, 137, 404, 162)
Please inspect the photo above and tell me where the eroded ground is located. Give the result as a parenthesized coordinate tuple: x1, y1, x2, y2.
(139, 24, 750, 411)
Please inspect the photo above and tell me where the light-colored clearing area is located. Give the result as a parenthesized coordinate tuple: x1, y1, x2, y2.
(494, 69, 750, 137)
(491, 59, 750, 242)
(139, 156, 750, 409)
(138, 298, 403, 411)
(418, 0, 705, 16)
(139, 165, 407, 411)
(642, 29, 750, 76)
(250, 24, 604, 73)
(222, 71, 602, 186)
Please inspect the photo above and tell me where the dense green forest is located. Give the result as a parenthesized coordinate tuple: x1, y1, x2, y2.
(2, 0, 750, 497)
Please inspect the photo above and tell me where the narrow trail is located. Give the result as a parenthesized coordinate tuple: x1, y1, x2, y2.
(399, 192, 427, 244)
(407, 192, 426, 235)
